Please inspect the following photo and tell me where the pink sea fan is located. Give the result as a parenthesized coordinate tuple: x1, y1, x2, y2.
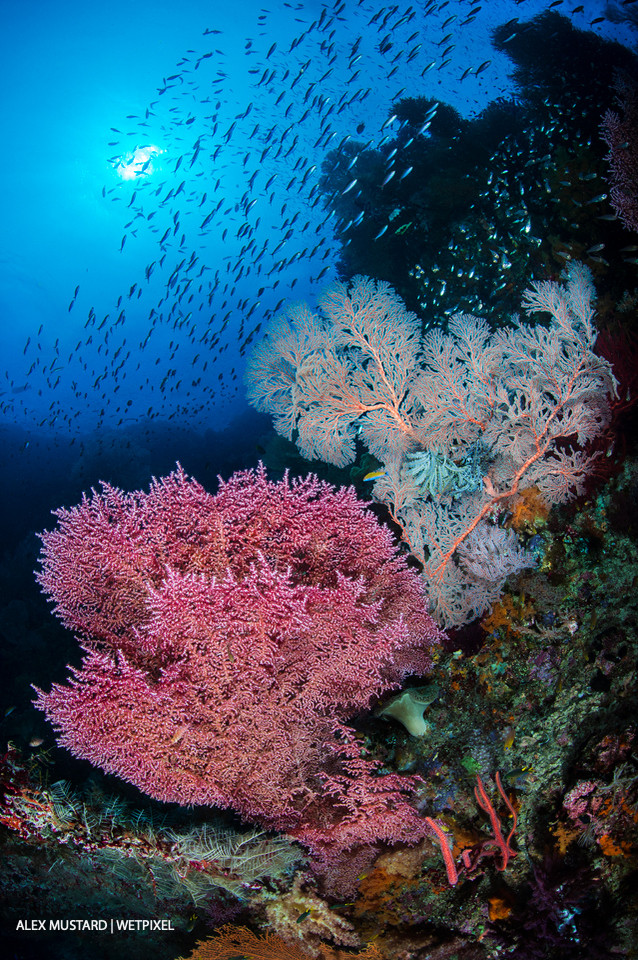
(34, 465, 443, 860)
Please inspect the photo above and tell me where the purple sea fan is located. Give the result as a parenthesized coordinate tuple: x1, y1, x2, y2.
(34, 464, 444, 868)
(602, 72, 638, 233)
(456, 523, 536, 583)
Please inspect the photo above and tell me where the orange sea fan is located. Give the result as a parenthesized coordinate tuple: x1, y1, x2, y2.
(178, 924, 384, 960)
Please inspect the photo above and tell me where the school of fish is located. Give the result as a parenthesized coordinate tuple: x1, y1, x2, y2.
(1, 0, 623, 442)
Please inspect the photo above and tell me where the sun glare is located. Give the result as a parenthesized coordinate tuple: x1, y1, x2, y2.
(115, 144, 163, 180)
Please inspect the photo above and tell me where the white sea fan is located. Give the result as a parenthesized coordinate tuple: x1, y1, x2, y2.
(246, 265, 616, 627)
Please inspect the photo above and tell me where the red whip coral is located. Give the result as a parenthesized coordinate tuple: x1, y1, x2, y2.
(34, 465, 442, 861)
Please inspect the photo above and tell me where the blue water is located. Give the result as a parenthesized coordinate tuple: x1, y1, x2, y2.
(0, 0, 631, 446)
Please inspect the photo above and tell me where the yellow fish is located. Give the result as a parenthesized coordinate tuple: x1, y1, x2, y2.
(363, 468, 387, 481)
